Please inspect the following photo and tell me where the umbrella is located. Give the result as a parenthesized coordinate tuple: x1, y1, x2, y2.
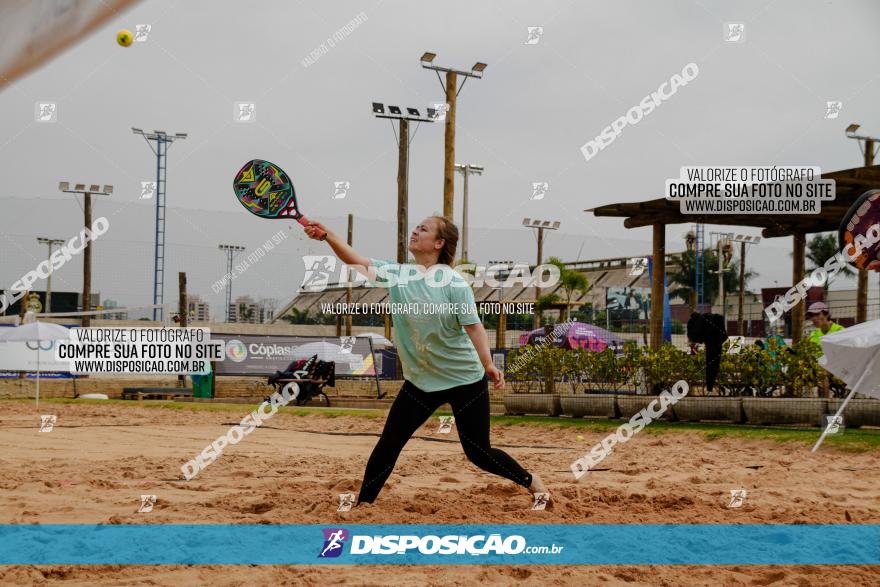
(0, 321, 71, 406)
(518, 322, 627, 352)
(355, 332, 393, 347)
(812, 319, 880, 452)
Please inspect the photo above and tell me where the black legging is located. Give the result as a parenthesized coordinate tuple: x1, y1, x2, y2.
(357, 375, 533, 504)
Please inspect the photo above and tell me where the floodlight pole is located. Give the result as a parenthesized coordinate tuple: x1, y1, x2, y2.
(845, 124, 876, 324)
(133, 128, 187, 321)
(372, 104, 435, 263)
(218, 244, 244, 322)
(420, 53, 486, 220)
(522, 219, 559, 328)
(84, 193, 92, 326)
(455, 164, 483, 263)
(398, 119, 409, 264)
(443, 71, 457, 220)
(37, 238, 64, 312)
(726, 234, 761, 336)
(59, 183, 112, 327)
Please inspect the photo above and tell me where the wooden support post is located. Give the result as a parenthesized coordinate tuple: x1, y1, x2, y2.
(862, 139, 876, 324)
(397, 120, 409, 264)
(346, 213, 353, 336)
(738, 242, 746, 336)
(82, 192, 92, 328)
(497, 305, 507, 350)
(178, 272, 187, 387)
(18, 293, 28, 379)
(533, 227, 544, 329)
(792, 232, 806, 343)
(650, 223, 666, 350)
(857, 270, 868, 324)
(443, 71, 457, 220)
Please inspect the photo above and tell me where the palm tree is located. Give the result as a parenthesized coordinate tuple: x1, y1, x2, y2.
(546, 257, 590, 321)
(669, 249, 756, 312)
(806, 232, 854, 294)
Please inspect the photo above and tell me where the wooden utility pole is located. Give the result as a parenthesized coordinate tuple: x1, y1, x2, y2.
(791, 232, 806, 342)
(178, 272, 187, 387)
(461, 165, 469, 260)
(346, 213, 353, 336)
(533, 227, 545, 329)
(384, 314, 392, 344)
(650, 223, 666, 350)
(17, 291, 28, 379)
(443, 71, 457, 220)
(857, 139, 874, 324)
(738, 241, 746, 336)
(455, 164, 483, 263)
(82, 192, 92, 328)
(397, 120, 409, 263)
(178, 272, 187, 328)
(497, 308, 507, 350)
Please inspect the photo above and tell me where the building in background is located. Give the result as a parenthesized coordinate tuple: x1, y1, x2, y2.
(187, 294, 210, 322)
(228, 295, 274, 324)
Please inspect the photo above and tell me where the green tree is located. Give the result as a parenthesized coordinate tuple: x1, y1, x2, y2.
(546, 256, 590, 321)
(669, 249, 756, 312)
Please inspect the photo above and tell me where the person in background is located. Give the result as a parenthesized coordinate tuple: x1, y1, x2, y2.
(806, 301, 845, 397)
(807, 302, 845, 345)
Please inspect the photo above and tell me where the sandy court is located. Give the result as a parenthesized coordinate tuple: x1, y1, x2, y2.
(0, 400, 878, 586)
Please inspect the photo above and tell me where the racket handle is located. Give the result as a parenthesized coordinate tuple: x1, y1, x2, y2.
(298, 216, 327, 241)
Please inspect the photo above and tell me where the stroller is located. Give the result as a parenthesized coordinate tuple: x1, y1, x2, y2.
(267, 354, 336, 407)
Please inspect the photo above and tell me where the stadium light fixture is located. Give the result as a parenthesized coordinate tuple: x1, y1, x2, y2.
(371, 102, 435, 123)
(58, 181, 112, 326)
(521, 217, 560, 328)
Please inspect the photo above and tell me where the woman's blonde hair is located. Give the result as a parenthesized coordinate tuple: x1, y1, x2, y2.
(430, 216, 459, 266)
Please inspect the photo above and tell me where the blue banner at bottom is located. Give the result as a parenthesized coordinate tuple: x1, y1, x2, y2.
(0, 524, 877, 565)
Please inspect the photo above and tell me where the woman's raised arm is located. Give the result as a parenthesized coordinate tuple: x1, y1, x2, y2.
(304, 221, 372, 276)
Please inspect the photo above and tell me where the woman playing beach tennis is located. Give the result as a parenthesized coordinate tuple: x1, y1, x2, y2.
(304, 216, 548, 506)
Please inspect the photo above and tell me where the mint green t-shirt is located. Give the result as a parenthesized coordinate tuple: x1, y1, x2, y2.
(370, 259, 484, 392)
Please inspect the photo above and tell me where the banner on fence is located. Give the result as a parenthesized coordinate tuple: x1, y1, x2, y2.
(211, 334, 394, 377)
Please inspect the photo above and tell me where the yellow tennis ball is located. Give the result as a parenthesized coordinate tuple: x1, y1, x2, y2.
(117, 29, 133, 47)
(576, 435, 584, 441)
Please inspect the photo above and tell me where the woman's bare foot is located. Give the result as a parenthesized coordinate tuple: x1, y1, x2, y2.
(529, 473, 552, 509)
(529, 472, 548, 495)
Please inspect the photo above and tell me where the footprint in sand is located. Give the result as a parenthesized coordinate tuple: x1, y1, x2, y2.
(244, 502, 275, 514)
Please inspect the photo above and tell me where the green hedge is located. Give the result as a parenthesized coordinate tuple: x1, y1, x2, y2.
(506, 339, 833, 397)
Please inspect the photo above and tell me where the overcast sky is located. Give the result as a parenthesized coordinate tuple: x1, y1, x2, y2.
(2, 0, 880, 316)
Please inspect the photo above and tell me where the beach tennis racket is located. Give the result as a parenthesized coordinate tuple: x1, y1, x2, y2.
(233, 159, 327, 240)
(838, 189, 880, 271)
